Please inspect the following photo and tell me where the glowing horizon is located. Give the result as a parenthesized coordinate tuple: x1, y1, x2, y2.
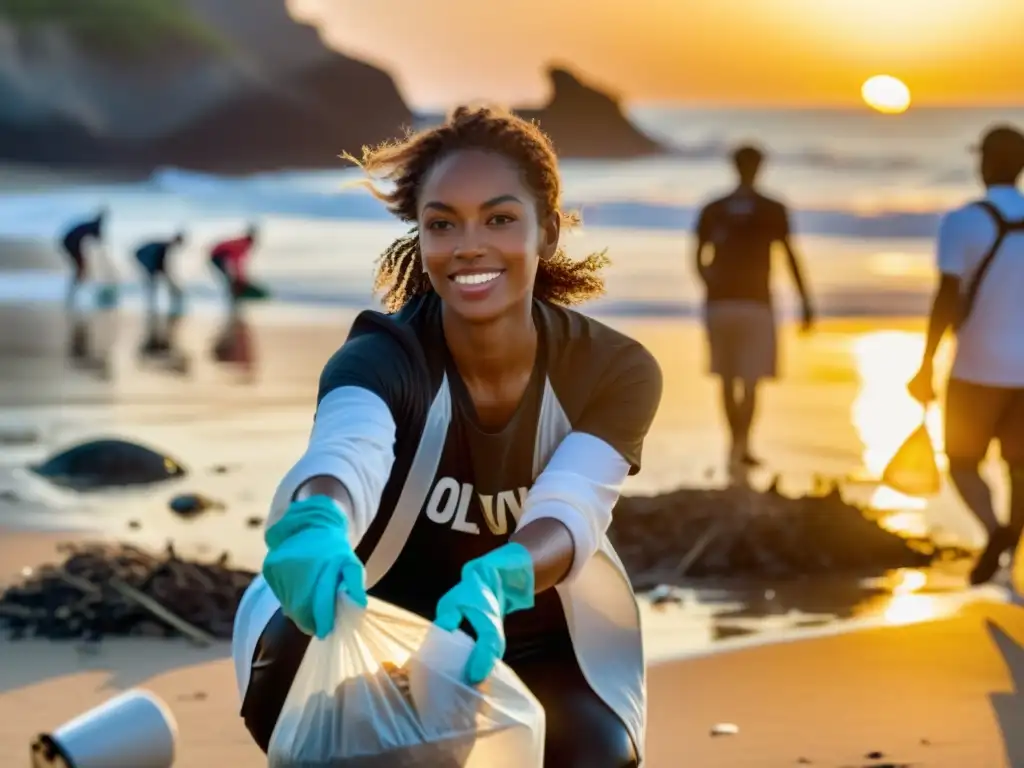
(290, 0, 1024, 110)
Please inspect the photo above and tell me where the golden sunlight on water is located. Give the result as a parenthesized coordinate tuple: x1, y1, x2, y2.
(849, 331, 947, 514)
(879, 568, 946, 626)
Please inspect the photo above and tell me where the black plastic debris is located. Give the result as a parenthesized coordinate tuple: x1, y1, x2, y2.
(168, 493, 225, 519)
(29, 439, 188, 491)
(0, 542, 255, 643)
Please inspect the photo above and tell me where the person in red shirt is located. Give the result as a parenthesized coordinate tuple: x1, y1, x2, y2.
(210, 224, 259, 304)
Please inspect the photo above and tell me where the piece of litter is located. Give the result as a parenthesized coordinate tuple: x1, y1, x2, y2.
(866, 751, 884, 759)
(710, 723, 739, 736)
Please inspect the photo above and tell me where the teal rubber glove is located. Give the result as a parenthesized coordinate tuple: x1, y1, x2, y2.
(434, 542, 535, 685)
(262, 495, 367, 639)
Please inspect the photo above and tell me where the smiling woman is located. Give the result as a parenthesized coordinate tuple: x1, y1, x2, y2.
(350, 106, 609, 314)
(237, 104, 663, 768)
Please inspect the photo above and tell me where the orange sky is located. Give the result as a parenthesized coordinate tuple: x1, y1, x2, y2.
(290, 0, 1024, 109)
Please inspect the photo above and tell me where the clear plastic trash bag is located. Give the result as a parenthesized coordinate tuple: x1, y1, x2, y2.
(267, 594, 546, 768)
(881, 420, 941, 497)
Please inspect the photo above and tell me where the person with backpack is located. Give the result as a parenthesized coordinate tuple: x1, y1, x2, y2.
(908, 124, 1024, 586)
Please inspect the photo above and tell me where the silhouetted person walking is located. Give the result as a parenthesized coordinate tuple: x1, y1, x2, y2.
(694, 145, 814, 469)
(909, 125, 1024, 586)
(134, 232, 186, 317)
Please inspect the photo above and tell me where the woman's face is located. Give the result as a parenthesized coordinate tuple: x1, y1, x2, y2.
(417, 149, 558, 324)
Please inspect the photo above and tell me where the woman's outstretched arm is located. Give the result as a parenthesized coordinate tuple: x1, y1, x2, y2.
(266, 329, 411, 546)
(513, 432, 631, 591)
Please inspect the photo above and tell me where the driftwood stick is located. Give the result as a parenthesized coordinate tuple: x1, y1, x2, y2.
(107, 577, 215, 647)
(55, 569, 102, 596)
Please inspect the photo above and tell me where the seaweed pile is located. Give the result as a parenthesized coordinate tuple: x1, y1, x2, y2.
(609, 481, 969, 587)
(0, 542, 255, 643)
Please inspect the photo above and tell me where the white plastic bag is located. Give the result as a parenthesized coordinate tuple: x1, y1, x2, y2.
(267, 595, 546, 768)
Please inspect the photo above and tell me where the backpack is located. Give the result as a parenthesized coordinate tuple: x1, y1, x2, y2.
(952, 200, 1024, 332)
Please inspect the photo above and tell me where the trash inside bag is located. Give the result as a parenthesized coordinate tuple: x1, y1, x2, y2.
(881, 420, 941, 497)
(267, 595, 545, 768)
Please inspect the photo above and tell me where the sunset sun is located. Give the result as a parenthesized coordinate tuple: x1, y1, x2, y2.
(861, 75, 912, 114)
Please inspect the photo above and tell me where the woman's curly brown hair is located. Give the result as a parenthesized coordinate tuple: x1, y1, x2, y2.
(346, 105, 609, 313)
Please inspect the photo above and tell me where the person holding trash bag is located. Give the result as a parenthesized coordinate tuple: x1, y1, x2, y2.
(908, 124, 1024, 586)
(232, 106, 663, 767)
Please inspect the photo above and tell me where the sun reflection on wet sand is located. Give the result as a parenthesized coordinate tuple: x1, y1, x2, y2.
(880, 568, 948, 625)
(849, 330, 950, 514)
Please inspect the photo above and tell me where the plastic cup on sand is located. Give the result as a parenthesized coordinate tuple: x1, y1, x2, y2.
(30, 688, 177, 768)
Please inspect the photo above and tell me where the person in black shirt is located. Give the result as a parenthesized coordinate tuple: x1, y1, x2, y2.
(133, 232, 186, 317)
(232, 106, 662, 767)
(59, 208, 107, 307)
(694, 144, 814, 468)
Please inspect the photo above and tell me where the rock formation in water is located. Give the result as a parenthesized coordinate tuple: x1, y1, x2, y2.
(516, 67, 665, 158)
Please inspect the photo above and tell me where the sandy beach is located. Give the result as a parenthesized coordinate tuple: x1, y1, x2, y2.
(0, 529, 1021, 766)
(1, 299, 1019, 766)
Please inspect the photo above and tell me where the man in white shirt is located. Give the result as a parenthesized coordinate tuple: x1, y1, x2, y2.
(909, 124, 1024, 586)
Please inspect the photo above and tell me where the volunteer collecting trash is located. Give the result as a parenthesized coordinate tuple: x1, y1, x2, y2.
(232, 106, 663, 767)
(209, 224, 268, 307)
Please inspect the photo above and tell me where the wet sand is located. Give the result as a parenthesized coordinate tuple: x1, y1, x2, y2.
(0, 300, 1019, 764)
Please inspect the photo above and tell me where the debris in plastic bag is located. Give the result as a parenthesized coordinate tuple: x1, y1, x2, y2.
(267, 595, 545, 767)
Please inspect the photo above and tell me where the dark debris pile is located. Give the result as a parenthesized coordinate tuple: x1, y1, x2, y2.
(0, 542, 256, 643)
(610, 482, 971, 586)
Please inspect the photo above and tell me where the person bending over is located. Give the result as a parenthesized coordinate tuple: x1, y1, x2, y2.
(231, 106, 663, 767)
(209, 224, 258, 306)
(134, 232, 186, 316)
(60, 208, 108, 307)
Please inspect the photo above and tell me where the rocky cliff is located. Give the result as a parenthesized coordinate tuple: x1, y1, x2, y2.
(0, 3, 663, 174)
(0, 0, 412, 173)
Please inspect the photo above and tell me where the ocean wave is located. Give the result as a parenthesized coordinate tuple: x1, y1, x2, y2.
(150, 167, 945, 239)
(0, 165, 948, 242)
(660, 140, 928, 173)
